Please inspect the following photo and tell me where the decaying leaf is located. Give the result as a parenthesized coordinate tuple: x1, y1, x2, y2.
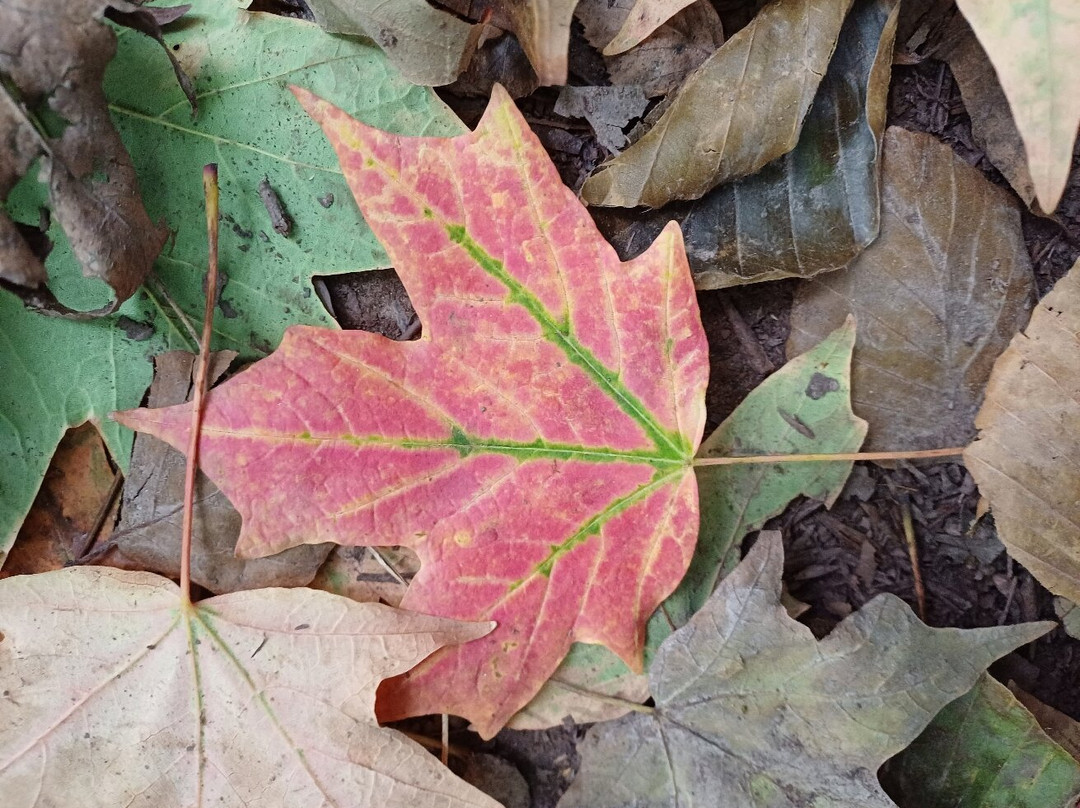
(955, 0, 1080, 212)
(0, 0, 462, 566)
(576, 0, 724, 97)
(887, 674, 1080, 808)
(310, 545, 420, 607)
(303, 0, 481, 86)
(559, 532, 1051, 808)
(964, 259, 1080, 604)
(789, 127, 1034, 451)
(594, 0, 895, 287)
(554, 86, 650, 153)
(116, 85, 710, 738)
(580, 0, 854, 208)
(936, 14, 1037, 208)
(511, 317, 866, 730)
(0, 566, 498, 806)
(0, 0, 168, 311)
(1011, 683, 1080, 765)
(106, 352, 332, 593)
(503, 0, 579, 85)
(602, 0, 699, 54)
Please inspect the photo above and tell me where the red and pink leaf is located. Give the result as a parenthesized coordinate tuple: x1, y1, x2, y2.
(115, 85, 709, 737)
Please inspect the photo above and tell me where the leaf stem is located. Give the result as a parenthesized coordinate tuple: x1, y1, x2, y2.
(180, 164, 219, 606)
(692, 447, 964, 466)
(546, 678, 656, 714)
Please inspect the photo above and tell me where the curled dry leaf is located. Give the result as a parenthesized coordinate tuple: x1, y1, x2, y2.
(511, 317, 866, 730)
(789, 127, 1034, 451)
(576, 0, 724, 97)
(580, 0, 854, 208)
(108, 352, 332, 594)
(955, 0, 1080, 212)
(0, 0, 168, 312)
(594, 0, 896, 288)
(964, 260, 1080, 604)
(0, 567, 498, 807)
(559, 533, 1050, 808)
(302, 0, 482, 86)
(115, 86, 709, 738)
(602, 0, 698, 54)
(888, 674, 1080, 808)
(503, 0, 580, 85)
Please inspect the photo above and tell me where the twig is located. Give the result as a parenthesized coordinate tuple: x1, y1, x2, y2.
(179, 164, 219, 606)
(71, 471, 124, 560)
(719, 293, 774, 375)
(367, 547, 409, 588)
(693, 447, 964, 466)
(441, 714, 449, 767)
(900, 500, 926, 621)
(148, 274, 202, 349)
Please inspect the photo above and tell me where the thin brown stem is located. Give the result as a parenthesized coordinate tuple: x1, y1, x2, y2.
(72, 471, 124, 560)
(693, 447, 964, 466)
(180, 164, 219, 606)
(900, 501, 926, 621)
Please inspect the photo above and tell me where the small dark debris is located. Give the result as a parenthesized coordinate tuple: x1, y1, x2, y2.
(805, 372, 840, 400)
(257, 176, 292, 236)
(318, 193, 334, 208)
(116, 315, 154, 341)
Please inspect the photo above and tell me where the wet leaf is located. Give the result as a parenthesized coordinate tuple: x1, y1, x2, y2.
(888, 674, 1080, 808)
(576, 0, 724, 97)
(504, 0, 579, 85)
(602, 0, 699, 54)
(0, 0, 168, 311)
(559, 533, 1051, 808)
(115, 86, 710, 738)
(304, 0, 481, 86)
(594, 0, 896, 288)
(511, 318, 866, 729)
(106, 352, 332, 593)
(0, 566, 497, 806)
(0, 0, 461, 565)
(789, 127, 1034, 451)
(580, 0, 854, 209)
(955, 0, 1080, 212)
(964, 259, 1080, 604)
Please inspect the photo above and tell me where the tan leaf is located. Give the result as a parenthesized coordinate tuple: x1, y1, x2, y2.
(504, 0, 579, 85)
(602, 0, 698, 54)
(964, 259, 1080, 603)
(580, 0, 854, 208)
(954, 0, 1080, 211)
(789, 127, 1034, 451)
(0, 567, 498, 806)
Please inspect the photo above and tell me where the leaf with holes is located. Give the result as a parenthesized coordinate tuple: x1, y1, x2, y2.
(115, 85, 710, 738)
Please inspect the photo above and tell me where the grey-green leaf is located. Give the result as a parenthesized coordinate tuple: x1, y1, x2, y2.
(559, 533, 1051, 808)
(887, 674, 1080, 808)
(580, 0, 854, 209)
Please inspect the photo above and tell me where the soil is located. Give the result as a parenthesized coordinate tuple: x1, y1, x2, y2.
(281, 4, 1080, 806)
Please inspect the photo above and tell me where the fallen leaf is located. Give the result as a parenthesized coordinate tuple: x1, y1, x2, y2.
(576, 0, 724, 97)
(602, 0, 699, 54)
(954, 0, 1080, 211)
(511, 317, 866, 729)
(789, 127, 1035, 451)
(559, 532, 1051, 808)
(1011, 683, 1080, 765)
(303, 0, 481, 86)
(594, 0, 896, 288)
(309, 545, 420, 607)
(0, 0, 168, 311)
(0, 566, 498, 806)
(964, 259, 1080, 603)
(936, 14, 1037, 208)
(0, 423, 117, 577)
(554, 85, 650, 153)
(503, 0, 579, 85)
(106, 352, 332, 593)
(580, 0, 854, 208)
(0, 0, 463, 564)
(115, 85, 710, 738)
(887, 673, 1080, 808)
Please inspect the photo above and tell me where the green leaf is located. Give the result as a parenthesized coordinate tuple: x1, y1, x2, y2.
(888, 674, 1080, 808)
(594, 0, 897, 288)
(511, 318, 867, 729)
(0, 0, 463, 564)
(559, 533, 1052, 808)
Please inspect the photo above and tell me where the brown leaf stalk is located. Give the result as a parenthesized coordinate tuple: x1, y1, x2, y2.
(180, 164, 219, 606)
(693, 447, 964, 466)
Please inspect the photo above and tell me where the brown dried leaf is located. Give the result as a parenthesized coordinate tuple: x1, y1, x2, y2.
(602, 0, 698, 54)
(0, 0, 167, 312)
(107, 352, 331, 593)
(503, 0, 579, 85)
(580, 0, 853, 208)
(554, 86, 650, 152)
(964, 259, 1080, 603)
(576, 0, 724, 97)
(788, 127, 1034, 451)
